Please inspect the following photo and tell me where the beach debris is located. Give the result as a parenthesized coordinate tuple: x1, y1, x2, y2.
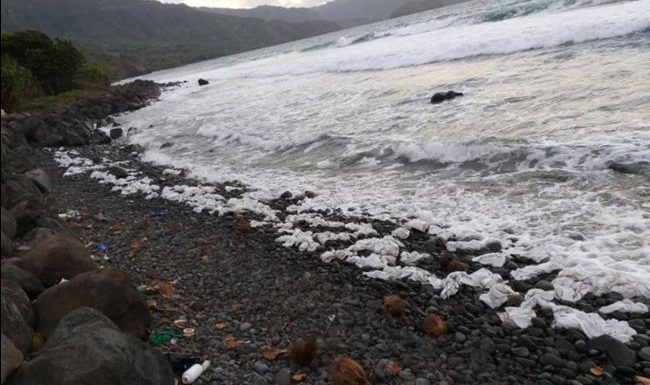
(260, 345, 285, 361)
(148, 328, 182, 346)
(214, 322, 227, 330)
(292, 372, 307, 382)
(237, 219, 254, 234)
(128, 239, 141, 258)
(155, 281, 175, 297)
(288, 337, 318, 366)
(96, 242, 107, 252)
(423, 314, 448, 337)
(384, 361, 402, 376)
(383, 294, 406, 318)
(330, 356, 370, 385)
(590, 366, 605, 376)
(181, 360, 210, 384)
(635, 376, 650, 385)
(225, 336, 245, 347)
(182, 328, 196, 338)
(58, 209, 81, 220)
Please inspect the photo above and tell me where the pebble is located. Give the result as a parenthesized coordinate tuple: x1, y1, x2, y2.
(415, 378, 431, 385)
(274, 368, 291, 385)
(540, 353, 565, 368)
(239, 322, 252, 331)
(454, 332, 466, 343)
(535, 280, 554, 290)
(512, 347, 530, 357)
(252, 361, 268, 373)
(640, 346, 650, 361)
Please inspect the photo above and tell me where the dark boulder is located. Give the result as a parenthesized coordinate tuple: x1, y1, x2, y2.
(1, 207, 17, 238)
(431, 90, 464, 104)
(34, 268, 151, 339)
(198, 78, 209, 86)
(24, 169, 52, 195)
(1, 334, 23, 384)
(1, 280, 34, 328)
(5, 307, 174, 385)
(10, 234, 98, 287)
(0, 283, 33, 354)
(109, 127, 123, 139)
(1, 264, 44, 299)
(608, 161, 650, 176)
(1, 231, 14, 257)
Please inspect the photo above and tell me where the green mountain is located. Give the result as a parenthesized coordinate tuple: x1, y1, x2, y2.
(0, 0, 340, 78)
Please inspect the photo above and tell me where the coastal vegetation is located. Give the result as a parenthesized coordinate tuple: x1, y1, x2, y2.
(1, 31, 110, 111)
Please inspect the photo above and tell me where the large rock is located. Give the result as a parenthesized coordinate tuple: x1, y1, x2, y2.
(34, 268, 151, 339)
(24, 169, 52, 195)
(1, 334, 23, 384)
(1, 207, 17, 238)
(1, 264, 44, 299)
(0, 284, 33, 354)
(5, 307, 174, 385)
(1, 280, 34, 328)
(1, 231, 14, 258)
(11, 234, 98, 287)
(430, 90, 464, 104)
(588, 335, 636, 367)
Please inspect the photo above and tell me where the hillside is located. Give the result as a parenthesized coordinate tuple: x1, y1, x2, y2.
(0, 0, 339, 78)
(391, 0, 465, 18)
(202, 0, 469, 28)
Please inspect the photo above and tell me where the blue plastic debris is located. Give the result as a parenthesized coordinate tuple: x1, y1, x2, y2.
(97, 242, 107, 252)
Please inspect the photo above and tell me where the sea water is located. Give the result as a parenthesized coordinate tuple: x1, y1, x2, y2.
(116, 0, 650, 309)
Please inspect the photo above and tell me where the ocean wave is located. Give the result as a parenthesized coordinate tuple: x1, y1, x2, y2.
(144, 1, 650, 82)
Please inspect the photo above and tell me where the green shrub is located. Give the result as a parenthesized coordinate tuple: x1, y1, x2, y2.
(1, 54, 39, 110)
(73, 62, 111, 90)
(2, 31, 84, 95)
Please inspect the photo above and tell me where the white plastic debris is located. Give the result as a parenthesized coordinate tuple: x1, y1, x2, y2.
(510, 261, 561, 281)
(599, 299, 649, 314)
(181, 360, 210, 384)
(473, 253, 507, 268)
(499, 289, 638, 342)
(404, 219, 429, 233)
(399, 251, 430, 265)
(480, 283, 516, 309)
(391, 227, 410, 240)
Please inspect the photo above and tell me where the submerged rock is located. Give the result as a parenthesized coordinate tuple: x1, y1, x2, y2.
(198, 78, 209, 86)
(430, 90, 464, 104)
(5, 307, 174, 385)
(109, 127, 123, 139)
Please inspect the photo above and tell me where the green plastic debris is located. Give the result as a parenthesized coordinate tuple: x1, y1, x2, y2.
(148, 327, 183, 346)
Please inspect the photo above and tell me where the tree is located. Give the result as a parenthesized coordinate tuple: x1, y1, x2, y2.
(1, 30, 84, 94)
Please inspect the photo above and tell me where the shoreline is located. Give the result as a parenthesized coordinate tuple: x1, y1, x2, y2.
(2, 82, 648, 385)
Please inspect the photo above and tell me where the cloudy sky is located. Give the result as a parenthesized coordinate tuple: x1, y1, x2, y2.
(160, 0, 327, 8)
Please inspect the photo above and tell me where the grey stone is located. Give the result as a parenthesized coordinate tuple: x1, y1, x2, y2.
(540, 353, 565, 368)
(240, 322, 252, 331)
(274, 368, 291, 385)
(512, 347, 530, 357)
(639, 346, 650, 361)
(588, 335, 636, 367)
(535, 280, 554, 291)
(108, 165, 129, 179)
(252, 361, 268, 373)
(1, 207, 17, 238)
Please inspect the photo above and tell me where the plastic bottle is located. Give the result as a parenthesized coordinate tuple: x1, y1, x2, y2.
(181, 360, 210, 384)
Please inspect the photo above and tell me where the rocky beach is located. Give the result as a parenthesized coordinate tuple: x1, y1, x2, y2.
(1, 80, 649, 385)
